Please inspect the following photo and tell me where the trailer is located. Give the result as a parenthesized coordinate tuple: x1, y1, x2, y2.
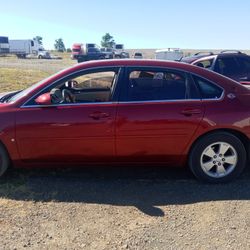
(0, 36, 10, 54)
(9, 39, 40, 58)
(155, 48, 184, 61)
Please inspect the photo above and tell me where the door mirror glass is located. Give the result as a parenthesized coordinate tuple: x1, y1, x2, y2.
(35, 93, 52, 105)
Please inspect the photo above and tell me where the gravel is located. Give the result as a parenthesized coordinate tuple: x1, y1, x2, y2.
(0, 166, 250, 250)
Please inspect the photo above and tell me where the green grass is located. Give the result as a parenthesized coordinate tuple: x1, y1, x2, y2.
(0, 68, 49, 92)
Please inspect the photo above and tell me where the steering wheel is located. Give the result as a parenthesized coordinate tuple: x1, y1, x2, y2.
(62, 89, 75, 103)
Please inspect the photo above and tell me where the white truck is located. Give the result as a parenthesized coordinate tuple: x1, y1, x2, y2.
(0, 36, 10, 54)
(114, 44, 129, 58)
(155, 48, 184, 61)
(9, 39, 50, 59)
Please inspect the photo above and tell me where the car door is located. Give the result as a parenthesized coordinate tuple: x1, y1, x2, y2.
(115, 67, 205, 165)
(15, 68, 121, 164)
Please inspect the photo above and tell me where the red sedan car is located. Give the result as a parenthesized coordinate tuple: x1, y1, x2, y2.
(0, 59, 250, 183)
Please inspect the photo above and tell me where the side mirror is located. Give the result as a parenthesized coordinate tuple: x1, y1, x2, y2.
(35, 93, 52, 105)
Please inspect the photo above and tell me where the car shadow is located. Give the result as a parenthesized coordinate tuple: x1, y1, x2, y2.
(0, 165, 250, 217)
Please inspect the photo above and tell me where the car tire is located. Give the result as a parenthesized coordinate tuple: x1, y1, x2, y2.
(0, 144, 10, 177)
(189, 132, 247, 183)
(38, 55, 42, 59)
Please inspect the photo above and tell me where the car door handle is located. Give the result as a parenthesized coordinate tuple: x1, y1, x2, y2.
(181, 108, 202, 116)
(89, 112, 110, 120)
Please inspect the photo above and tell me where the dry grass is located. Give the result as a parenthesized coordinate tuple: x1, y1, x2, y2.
(0, 68, 49, 92)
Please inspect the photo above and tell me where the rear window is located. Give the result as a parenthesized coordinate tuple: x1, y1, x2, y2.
(193, 76, 223, 99)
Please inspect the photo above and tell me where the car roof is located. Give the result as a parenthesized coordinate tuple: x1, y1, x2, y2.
(182, 51, 250, 63)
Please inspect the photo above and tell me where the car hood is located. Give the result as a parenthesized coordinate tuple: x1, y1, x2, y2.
(0, 91, 14, 99)
(0, 90, 20, 103)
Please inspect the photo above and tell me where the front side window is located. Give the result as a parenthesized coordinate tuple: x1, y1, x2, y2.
(26, 69, 118, 105)
(124, 69, 199, 102)
(194, 59, 214, 69)
(193, 76, 223, 99)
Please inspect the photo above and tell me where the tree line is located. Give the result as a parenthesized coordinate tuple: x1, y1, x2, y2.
(33, 33, 116, 52)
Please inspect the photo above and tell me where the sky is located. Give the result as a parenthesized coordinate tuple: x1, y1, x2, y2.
(1, 0, 250, 50)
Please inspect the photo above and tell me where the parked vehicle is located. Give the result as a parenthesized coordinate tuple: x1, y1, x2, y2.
(71, 43, 106, 62)
(155, 48, 184, 61)
(114, 44, 130, 58)
(0, 36, 10, 54)
(0, 60, 250, 183)
(133, 52, 143, 59)
(71, 43, 82, 59)
(100, 47, 114, 59)
(37, 48, 51, 59)
(9, 39, 42, 58)
(181, 51, 250, 85)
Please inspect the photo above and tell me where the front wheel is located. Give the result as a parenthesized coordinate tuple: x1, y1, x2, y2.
(0, 144, 10, 177)
(189, 132, 247, 183)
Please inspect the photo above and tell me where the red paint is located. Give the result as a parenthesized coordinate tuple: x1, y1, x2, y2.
(35, 93, 51, 105)
(0, 59, 249, 169)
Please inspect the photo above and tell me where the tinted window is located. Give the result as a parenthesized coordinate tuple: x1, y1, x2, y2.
(236, 57, 250, 72)
(0, 37, 9, 43)
(87, 44, 95, 48)
(126, 70, 199, 101)
(193, 76, 223, 99)
(214, 57, 240, 75)
(88, 48, 99, 53)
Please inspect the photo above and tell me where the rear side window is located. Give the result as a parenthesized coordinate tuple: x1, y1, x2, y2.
(125, 69, 199, 101)
(214, 57, 241, 75)
(236, 57, 250, 72)
(193, 76, 223, 99)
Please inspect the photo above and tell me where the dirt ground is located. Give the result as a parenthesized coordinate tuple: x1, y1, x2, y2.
(0, 55, 250, 250)
(0, 167, 250, 250)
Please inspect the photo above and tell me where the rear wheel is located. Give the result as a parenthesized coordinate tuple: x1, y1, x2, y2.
(0, 144, 10, 177)
(189, 132, 247, 183)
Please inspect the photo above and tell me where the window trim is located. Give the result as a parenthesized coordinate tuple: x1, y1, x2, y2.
(191, 73, 225, 101)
